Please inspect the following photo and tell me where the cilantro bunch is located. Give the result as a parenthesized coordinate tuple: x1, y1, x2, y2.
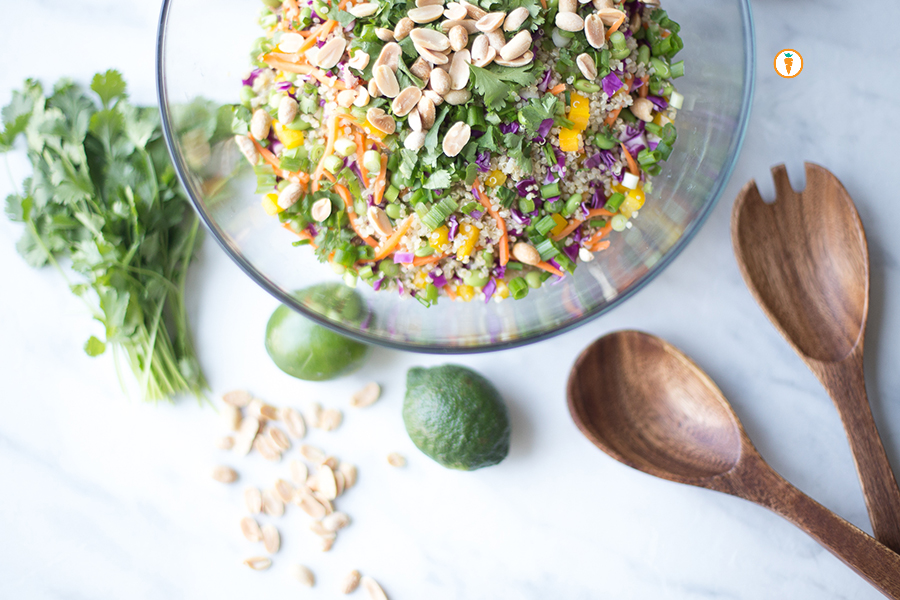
(2, 70, 211, 402)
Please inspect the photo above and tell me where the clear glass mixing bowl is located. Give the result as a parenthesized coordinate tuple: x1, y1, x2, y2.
(156, 0, 755, 352)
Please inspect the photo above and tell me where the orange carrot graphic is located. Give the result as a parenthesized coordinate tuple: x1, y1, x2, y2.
(783, 52, 794, 74)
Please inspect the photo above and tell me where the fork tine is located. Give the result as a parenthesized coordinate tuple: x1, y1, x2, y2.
(770, 164, 794, 200)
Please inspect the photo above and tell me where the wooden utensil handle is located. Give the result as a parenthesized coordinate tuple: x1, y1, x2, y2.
(748, 458, 900, 599)
(813, 351, 900, 554)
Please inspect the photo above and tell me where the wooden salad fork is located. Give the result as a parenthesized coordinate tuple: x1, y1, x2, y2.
(731, 162, 900, 552)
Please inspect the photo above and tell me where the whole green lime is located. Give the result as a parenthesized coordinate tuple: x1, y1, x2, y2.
(403, 364, 511, 470)
(265, 284, 371, 381)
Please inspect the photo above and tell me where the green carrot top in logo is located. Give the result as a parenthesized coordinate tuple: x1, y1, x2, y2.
(784, 52, 793, 58)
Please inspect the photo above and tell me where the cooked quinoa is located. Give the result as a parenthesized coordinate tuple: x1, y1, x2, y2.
(232, 0, 685, 305)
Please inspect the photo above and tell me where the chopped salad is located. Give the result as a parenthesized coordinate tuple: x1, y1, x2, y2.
(232, 0, 684, 305)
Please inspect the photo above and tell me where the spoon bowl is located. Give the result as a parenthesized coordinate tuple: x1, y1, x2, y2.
(568, 331, 743, 482)
(567, 330, 900, 599)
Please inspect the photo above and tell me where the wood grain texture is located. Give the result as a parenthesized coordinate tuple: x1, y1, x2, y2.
(732, 162, 900, 553)
(567, 331, 900, 600)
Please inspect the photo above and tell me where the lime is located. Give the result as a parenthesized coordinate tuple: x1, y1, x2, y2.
(265, 283, 372, 381)
(403, 365, 510, 470)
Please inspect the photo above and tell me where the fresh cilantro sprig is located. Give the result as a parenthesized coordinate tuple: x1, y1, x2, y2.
(1, 70, 221, 402)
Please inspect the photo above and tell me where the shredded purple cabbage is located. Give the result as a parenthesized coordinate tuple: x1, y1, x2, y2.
(649, 140, 659, 151)
(516, 177, 536, 197)
(470, 129, 485, 139)
(475, 151, 492, 172)
(447, 215, 459, 240)
(647, 95, 669, 110)
(430, 273, 447, 287)
(373, 278, 384, 291)
(398, 281, 405, 296)
(499, 122, 520, 135)
(537, 118, 554, 139)
(591, 186, 605, 208)
(580, 202, 590, 218)
(548, 258, 562, 271)
(572, 226, 586, 243)
(493, 265, 506, 279)
(242, 68, 265, 87)
(563, 244, 579, 261)
(483, 278, 497, 303)
(394, 252, 414, 264)
(306, 224, 318, 237)
(600, 150, 617, 167)
(583, 153, 601, 171)
(510, 208, 531, 225)
(602, 72, 624, 97)
(471, 210, 484, 219)
(537, 68, 553, 93)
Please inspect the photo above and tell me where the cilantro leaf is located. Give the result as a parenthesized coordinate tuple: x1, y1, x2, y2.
(396, 58, 425, 90)
(91, 70, 127, 108)
(468, 64, 512, 111)
(0, 80, 41, 152)
(423, 169, 452, 190)
(332, 8, 357, 26)
(520, 95, 559, 135)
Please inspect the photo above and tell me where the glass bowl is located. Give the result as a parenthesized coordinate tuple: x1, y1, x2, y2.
(156, 0, 755, 353)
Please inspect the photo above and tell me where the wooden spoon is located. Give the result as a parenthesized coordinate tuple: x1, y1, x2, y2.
(732, 162, 900, 552)
(567, 331, 900, 599)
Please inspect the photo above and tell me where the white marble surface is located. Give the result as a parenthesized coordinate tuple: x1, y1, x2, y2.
(3, 0, 900, 598)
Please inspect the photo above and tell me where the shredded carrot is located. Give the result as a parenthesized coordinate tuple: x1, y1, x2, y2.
(369, 215, 415, 261)
(312, 115, 338, 191)
(661, 30, 671, 39)
(321, 172, 379, 248)
(551, 208, 614, 241)
(536, 261, 564, 277)
(336, 113, 388, 148)
(338, 0, 350, 9)
(539, 0, 547, 8)
(444, 285, 458, 300)
(413, 253, 445, 267)
(251, 137, 280, 169)
(373, 154, 388, 205)
(548, 83, 567, 96)
(604, 107, 623, 126)
(355, 130, 370, 187)
(590, 240, 611, 253)
(250, 138, 310, 186)
(318, 19, 337, 39)
(472, 179, 509, 266)
(260, 55, 347, 89)
(585, 223, 613, 247)
(639, 75, 650, 99)
(606, 13, 626, 39)
(620, 142, 639, 176)
(296, 21, 328, 54)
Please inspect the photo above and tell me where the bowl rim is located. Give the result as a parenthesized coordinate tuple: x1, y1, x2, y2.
(156, 0, 756, 355)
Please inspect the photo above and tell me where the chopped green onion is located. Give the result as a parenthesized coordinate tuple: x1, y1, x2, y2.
(506, 261, 524, 270)
(637, 149, 660, 166)
(541, 182, 560, 199)
(415, 246, 435, 257)
(334, 138, 357, 157)
(323, 155, 343, 174)
(519, 197, 535, 213)
(650, 58, 671, 79)
(461, 201, 481, 214)
(508, 277, 529, 300)
(611, 214, 628, 231)
(363, 149, 381, 173)
(670, 60, 685, 78)
(637, 45, 651, 66)
(535, 215, 557, 236)
(535, 239, 560, 261)
(604, 192, 626, 212)
(384, 185, 400, 203)
(358, 265, 375, 280)
(379, 259, 399, 276)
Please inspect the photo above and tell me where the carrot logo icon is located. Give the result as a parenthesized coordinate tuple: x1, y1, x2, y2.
(775, 49, 803, 78)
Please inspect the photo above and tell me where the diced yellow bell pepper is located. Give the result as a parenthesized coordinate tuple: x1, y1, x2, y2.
(456, 222, 478, 260)
(619, 186, 645, 218)
(429, 225, 450, 251)
(261, 193, 282, 216)
(362, 118, 386, 139)
(484, 169, 507, 188)
(456, 284, 475, 302)
(274, 121, 305, 150)
(653, 113, 673, 127)
(550, 213, 568, 236)
(559, 127, 580, 153)
(568, 92, 590, 130)
(494, 280, 509, 299)
(413, 270, 429, 289)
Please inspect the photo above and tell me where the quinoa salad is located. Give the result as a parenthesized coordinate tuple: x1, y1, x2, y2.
(232, 0, 684, 305)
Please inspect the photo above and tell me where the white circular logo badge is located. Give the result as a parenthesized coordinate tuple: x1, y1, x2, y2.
(774, 49, 803, 78)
